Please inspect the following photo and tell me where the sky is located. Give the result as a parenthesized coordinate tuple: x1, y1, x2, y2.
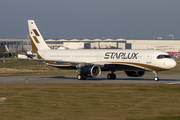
(0, 0, 180, 39)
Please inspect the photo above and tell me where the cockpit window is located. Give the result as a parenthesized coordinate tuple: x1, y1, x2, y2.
(157, 55, 172, 59)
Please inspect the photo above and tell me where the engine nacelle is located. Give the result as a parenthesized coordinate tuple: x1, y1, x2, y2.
(125, 71, 145, 77)
(80, 65, 101, 78)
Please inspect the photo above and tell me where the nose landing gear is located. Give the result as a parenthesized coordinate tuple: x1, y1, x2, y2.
(154, 71, 159, 81)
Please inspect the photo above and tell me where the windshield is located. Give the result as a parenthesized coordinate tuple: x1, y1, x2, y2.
(157, 55, 172, 59)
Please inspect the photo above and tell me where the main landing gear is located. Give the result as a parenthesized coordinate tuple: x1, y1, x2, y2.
(154, 71, 159, 81)
(77, 74, 86, 80)
(107, 72, 116, 80)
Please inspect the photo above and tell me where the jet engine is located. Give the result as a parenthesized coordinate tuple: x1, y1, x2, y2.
(80, 65, 101, 78)
(125, 71, 145, 77)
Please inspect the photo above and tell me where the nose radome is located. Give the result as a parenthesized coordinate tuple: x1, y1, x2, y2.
(169, 59, 177, 69)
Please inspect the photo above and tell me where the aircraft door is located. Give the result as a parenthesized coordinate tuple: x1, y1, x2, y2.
(146, 52, 153, 64)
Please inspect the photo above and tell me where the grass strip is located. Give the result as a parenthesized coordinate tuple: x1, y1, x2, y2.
(0, 84, 180, 120)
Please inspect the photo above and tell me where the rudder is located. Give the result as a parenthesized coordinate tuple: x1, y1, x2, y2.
(28, 20, 50, 53)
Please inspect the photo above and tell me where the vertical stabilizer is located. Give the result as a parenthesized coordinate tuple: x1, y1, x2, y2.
(28, 20, 50, 53)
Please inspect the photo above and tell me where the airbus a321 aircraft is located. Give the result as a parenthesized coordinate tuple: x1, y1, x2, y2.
(27, 20, 176, 81)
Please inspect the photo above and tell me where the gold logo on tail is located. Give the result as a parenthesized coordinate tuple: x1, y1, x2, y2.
(33, 29, 40, 36)
(33, 36, 40, 43)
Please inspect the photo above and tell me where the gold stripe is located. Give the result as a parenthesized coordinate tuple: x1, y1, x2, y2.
(33, 36, 40, 43)
(46, 61, 55, 64)
(112, 62, 167, 71)
(45, 62, 72, 65)
(30, 37, 38, 53)
(33, 29, 40, 36)
(63, 63, 72, 65)
(37, 53, 43, 59)
(30, 37, 43, 59)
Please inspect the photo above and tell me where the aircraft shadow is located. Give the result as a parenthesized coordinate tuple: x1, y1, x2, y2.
(42, 76, 180, 82)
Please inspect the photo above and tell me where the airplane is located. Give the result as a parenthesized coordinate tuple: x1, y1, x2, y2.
(27, 20, 177, 81)
(0, 45, 13, 61)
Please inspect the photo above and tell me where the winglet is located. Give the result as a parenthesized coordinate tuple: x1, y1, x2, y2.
(5, 45, 13, 57)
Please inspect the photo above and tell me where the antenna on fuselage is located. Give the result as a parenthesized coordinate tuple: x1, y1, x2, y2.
(145, 45, 148, 49)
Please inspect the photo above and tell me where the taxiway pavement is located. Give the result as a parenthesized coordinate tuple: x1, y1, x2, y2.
(0, 74, 180, 84)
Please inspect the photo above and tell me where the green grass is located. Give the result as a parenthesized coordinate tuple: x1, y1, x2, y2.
(0, 59, 180, 119)
(0, 84, 180, 120)
(0, 53, 14, 58)
(0, 59, 77, 76)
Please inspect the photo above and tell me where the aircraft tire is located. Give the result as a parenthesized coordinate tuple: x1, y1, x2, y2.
(154, 77, 159, 81)
(107, 74, 116, 80)
(77, 74, 86, 80)
(112, 74, 116, 80)
(107, 74, 112, 80)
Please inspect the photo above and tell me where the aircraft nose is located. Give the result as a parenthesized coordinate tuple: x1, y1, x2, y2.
(169, 59, 177, 69)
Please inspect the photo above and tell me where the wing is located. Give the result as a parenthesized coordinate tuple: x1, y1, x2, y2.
(31, 59, 106, 69)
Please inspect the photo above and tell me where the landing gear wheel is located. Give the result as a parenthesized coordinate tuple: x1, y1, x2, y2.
(112, 74, 116, 79)
(107, 73, 116, 80)
(77, 74, 86, 80)
(154, 77, 159, 81)
(153, 71, 159, 81)
(107, 74, 112, 80)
